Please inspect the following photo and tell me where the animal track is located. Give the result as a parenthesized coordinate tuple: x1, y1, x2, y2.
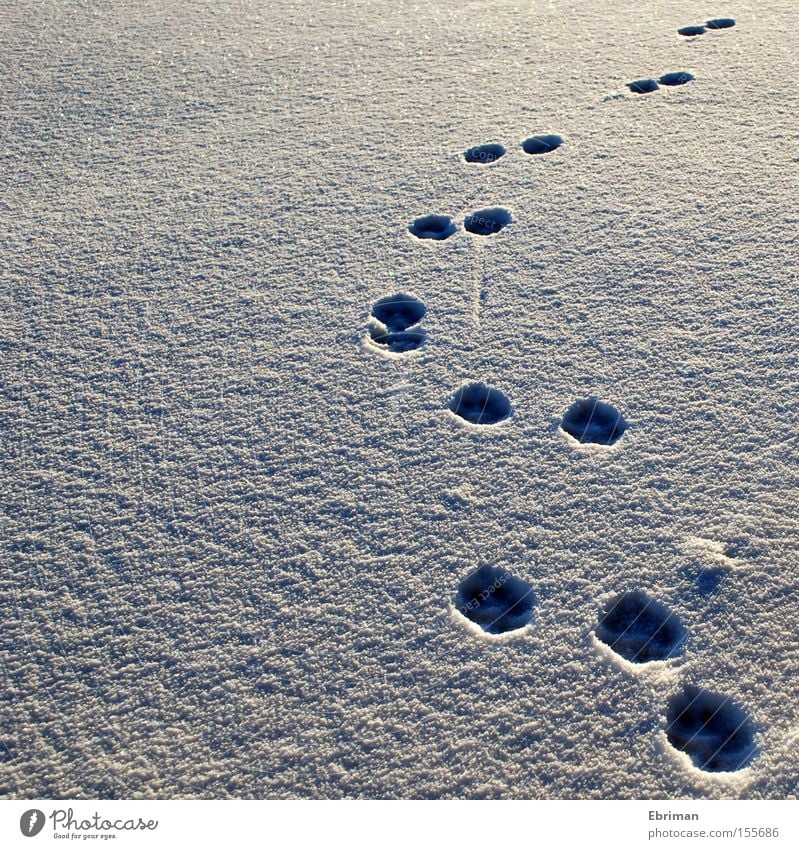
(449, 382, 512, 425)
(706, 18, 735, 29)
(560, 398, 628, 445)
(367, 326, 426, 353)
(464, 207, 512, 236)
(521, 134, 563, 155)
(678, 25, 706, 36)
(455, 565, 536, 635)
(367, 293, 427, 353)
(464, 143, 506, 164)
(371, 293, 426, 331)
(595, 591, 687, 663)
(666, 686, 756, 772)
(659, 71, 695, 86)
(409, 214, 457, 241)
(627, 78, 660, 94)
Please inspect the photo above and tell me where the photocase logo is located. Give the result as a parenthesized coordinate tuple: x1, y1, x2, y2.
(20, 809, 45, 837)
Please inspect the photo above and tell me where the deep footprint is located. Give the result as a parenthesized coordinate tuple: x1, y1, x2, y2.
(449, 382, 512, 425)
(464, 143, 506, 164)
(455, 565, 536, 635)
(659, 71, 695, 86)
(368, 326, 426, 353)
(595, 590, 687, 663)
(521, 134, 563, 155)
(666, 686, 756, 772)
(706, 18, 735, 29)
(560, 398, 628, 445)
(463, 207, 512, 236)
(678, 25, 706, 36)
(409, 214, 457, 241)
(628, 78, 660, 94)
(371, 293, 426, 331)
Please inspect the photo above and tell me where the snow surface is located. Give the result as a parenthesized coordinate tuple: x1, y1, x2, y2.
(1, 0, 798, 799)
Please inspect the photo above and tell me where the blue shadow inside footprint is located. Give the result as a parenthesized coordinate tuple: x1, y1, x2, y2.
(464, 143, 506, 164)
(560, 397, 628, 445)
(449, 382, 512, 425)
(659, 71, 695, 86)
(455, 565, 536, 635)
(595, 590, 687, 663)
(368, 326, 426, 353)
(409, 214, 456, 241)
(371, 293, 426, 331)
(666, 686, 756, 772)
(464, 207, 512, 236)
(521, 134, 563, 155)
(678, 25, 706, 36)
(628, 78, 660, 94)
(706, 18, 735, 29)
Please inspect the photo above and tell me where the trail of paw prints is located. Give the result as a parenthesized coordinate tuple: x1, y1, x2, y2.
(364, 292, 428, 356)
(678, 18, 736, 38)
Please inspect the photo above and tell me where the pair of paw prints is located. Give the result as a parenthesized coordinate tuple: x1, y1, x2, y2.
(449, 387, 628, 449)
(463, 133, 564, 165)
(679, 18, 736, 37)
(627, 71, 695, 94)
(409, 208, 513, 240)
(594, 590, 756, 773)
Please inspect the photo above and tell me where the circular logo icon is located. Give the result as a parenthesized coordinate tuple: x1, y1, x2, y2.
(20, 810, 45, 837)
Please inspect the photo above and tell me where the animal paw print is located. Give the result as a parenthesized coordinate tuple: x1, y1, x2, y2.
(453, 565, 536, 636)
(365, 293, 428, 355)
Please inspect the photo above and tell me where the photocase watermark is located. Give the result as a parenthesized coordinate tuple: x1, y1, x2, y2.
(18, 807, 158, 839)
(20, 810, 45, 837)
